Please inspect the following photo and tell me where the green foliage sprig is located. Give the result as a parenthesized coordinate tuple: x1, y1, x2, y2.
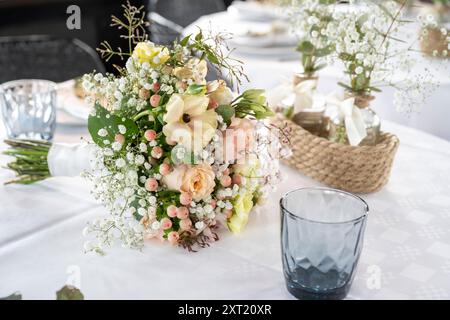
(215, 89, 274, 125)
(179, 31, 249, 89)
(97, 1, 149, 62)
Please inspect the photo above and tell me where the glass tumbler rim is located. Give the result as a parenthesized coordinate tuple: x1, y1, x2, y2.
(280, 187, 369, 225)
(0, 79, 57, 95)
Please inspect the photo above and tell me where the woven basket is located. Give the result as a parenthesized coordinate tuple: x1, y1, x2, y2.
(273, 115, 400, 194)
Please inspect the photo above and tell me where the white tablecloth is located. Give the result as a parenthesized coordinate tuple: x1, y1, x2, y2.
(185, 12, 450, 141)
(1, 118, 450, 299)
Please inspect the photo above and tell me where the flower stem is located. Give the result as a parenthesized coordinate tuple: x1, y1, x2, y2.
(132, 110, 152, 122)
(3, 139, 51, 185)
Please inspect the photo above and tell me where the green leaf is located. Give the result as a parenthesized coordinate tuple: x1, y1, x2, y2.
(339, 53, 354, 61)
(314, 44, 334, 57)
(186, 84, 206, 95)
(297, 40, 315, 55)
(283, 106, 294, 119)
(206, 52, 220, 65)
(179, 35, 191, 47)
(369, 86, 382, 93)
(312, 63, 327, 72)
(0, 292, 22, 300)
(215, 105, 235, 126)
(337, 82, 353, 91)
(56, 285, 84, 300)
(241, 89, 265, 101)
(194, 32, 203, 41)
(88, 103, 139, 147)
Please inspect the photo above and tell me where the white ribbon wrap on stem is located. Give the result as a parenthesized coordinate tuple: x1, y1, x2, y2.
(293, 80, 316, 113)
(327, 94, 367, 146)
(47, 143, 95, 177)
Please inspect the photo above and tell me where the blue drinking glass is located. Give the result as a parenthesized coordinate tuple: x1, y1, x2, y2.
(0, 79, 57, 141)
(280, 187, 368, 300)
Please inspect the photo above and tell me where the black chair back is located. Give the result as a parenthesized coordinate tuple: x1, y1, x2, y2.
(0, 35, 105, 83)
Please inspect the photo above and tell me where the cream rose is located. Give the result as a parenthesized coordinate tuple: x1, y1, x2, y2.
(207, 80, 234, 106)
(173, 66, 194, 80)
(162, 163, 216, 201)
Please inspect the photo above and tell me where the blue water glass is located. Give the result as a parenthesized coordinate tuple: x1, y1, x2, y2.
(0, 79, 57, 141)
(280, 187, 368, 300)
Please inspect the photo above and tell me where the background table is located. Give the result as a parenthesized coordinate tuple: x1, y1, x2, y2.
(1, 117, 450, 299)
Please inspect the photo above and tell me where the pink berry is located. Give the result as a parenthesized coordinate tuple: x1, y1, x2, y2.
(145, 178, 158, 192)
(167, 205, 178, 218)
(114, 134, 125, 144)
(223, 168, 230, 176)
(144, 129, 157, 141)
(208, 99, 218, 109)
(150, 94, 161, 107)
(152, 82, 160, 92)
(232, 174, 242, 185)
(167, 231, 180, 245)
(159, 163, 172, 176)
(176, 206, 189, 220)
(224, 209, 233, 219)
(179, 219, 192, 231)
(176, 81, 187, 91)
(151, 146, 163, 159)
(180, 193, 192, 206)
(139, 88, 150, 100)
(220, 175, 232, 187)
(160, 217, 172, 230)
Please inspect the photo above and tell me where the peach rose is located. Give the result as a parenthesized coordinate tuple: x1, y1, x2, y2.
(207, 80, 234, 106)
(162, 163, 216, 201)
(181, 164, 216, 201)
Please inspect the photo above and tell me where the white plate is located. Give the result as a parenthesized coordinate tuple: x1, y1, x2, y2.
(235, 45, 298, 60)
(56, 80, 90, 125)
(228, 1, 286, 22)
(228, 32, 297, 48)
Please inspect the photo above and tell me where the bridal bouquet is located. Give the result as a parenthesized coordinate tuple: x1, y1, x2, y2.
(4, 3, 283, 253)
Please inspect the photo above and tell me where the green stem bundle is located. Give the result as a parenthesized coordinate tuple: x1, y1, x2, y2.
(3, 139, 51, 185)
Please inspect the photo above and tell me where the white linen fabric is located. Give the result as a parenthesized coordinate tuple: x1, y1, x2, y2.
(1, 121, 450, 299)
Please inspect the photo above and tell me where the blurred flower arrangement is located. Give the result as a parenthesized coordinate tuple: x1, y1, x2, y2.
(418, 0, 449, 57)
(4, 3, 285, 253)
(277, 0, 448, 146)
